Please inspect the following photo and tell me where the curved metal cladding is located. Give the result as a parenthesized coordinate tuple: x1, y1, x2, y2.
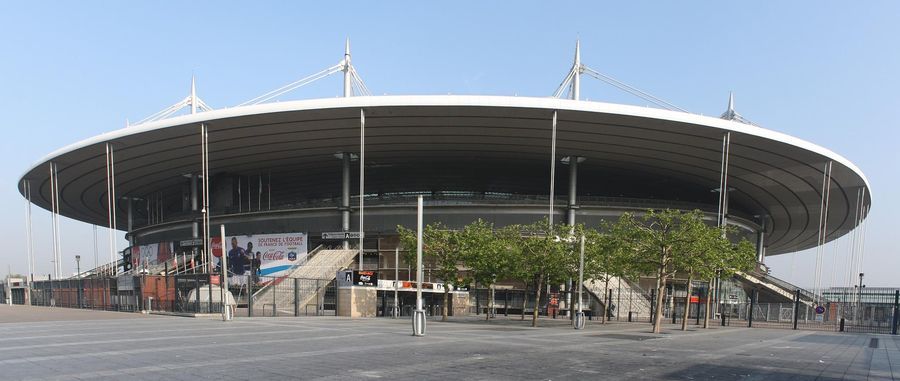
(18, 95, 871, 256)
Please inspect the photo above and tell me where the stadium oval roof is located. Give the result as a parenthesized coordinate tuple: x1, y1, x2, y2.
(18, 95, 871, 255)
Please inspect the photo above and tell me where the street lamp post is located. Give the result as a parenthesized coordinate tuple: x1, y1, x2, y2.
(856, 272, 864, 322)
(574, 235, 586, 330)
(75, 255, 81, 308)
(412, 195, 426, 336)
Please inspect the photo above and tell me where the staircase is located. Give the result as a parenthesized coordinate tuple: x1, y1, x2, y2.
(251, 249, 357, 315)
(735, 269, 823, 306)
(584, 276, 652, 318)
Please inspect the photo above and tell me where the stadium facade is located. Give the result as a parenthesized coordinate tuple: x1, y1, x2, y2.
(17, 43, 871, 285)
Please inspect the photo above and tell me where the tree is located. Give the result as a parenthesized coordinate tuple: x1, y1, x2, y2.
(672, 214, 727, 331)
(459, 219, 511, 320)
(700, 234, 756, 328)
(397, 222, 467, 322)
(582, 224, 640, 324)
(505, 218, 570, 327)
(609, 209, 713, 334)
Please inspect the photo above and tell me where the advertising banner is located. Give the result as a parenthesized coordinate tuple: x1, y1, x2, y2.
(210, 232, 308, 278)
(129, 242, 174, 267)
(338, 270, 378, 287)
(353, 270, 377, 287)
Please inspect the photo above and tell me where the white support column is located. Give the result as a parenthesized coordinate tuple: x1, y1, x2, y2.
(548, 111, 558, 226)
(204, 124, 211, 273)
(342, 152, 351, 250)
(200, 124, 210, 274)
(358, 109, 365, 270)
(717, 132, 732, 229)
(106, 143, 118, 275)
(23, 180, 34, 282)
(813, 161, 833, 298)
(49, 162, 61, 279)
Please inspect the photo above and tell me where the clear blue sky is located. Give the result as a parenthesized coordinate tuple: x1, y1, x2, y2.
(1, 2, 897, 286)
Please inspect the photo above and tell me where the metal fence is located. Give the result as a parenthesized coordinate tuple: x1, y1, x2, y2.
(245, 275, 337, 317)
(707, 288, 900, 335)
(30, 276, 141, 312)
(468, 286, 647, 321)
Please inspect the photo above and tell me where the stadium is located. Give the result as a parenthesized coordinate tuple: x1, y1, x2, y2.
(13, 43, 873, 321)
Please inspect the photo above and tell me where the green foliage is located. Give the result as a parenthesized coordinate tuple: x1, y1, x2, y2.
(505, 218, 571, 288)
(459, 219, 510, 289)
(397, 222, 468, 289)
(392, 209, 757, 328)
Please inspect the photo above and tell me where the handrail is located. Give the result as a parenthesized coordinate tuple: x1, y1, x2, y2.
(743, 268, 827, 303)
(251, 244, 324, 299)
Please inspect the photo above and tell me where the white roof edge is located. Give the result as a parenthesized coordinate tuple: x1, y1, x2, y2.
(19, 95, 872, 200)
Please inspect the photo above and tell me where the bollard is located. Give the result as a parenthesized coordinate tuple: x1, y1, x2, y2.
(628, 311, 633, 322)
(891, 290, 899, 335)
(748, 289, 756, 328)
(839, 318, 845, 332)
(574, 311, 585, 330)
(792, 289, 801, 330)
(248, 279, 254, 317)
(412, 309, 426, 336)
(294, 278, 300, 317)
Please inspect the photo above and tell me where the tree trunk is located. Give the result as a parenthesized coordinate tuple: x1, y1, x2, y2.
(681, 273, 693, 331)
(703, 277, 714, 328)
(442, 287, 449, 322)
(485, 283, 491, 321)
(532, 276, 543, 327)
(653, 254, 667, 334)
(601, 278, 609, 324)
(521, 282, 527, 321)
(489, 284, 495, 320)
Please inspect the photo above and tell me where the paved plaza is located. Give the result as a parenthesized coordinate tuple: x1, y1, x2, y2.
(0, 305, 898, 380)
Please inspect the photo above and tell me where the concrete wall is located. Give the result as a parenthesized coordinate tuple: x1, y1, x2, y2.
(452, 293, 469, 316)
(337, 287, 377, 318)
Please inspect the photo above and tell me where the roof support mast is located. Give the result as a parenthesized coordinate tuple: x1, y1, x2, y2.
(343, 39, 352, 98)
(572, 40, 581, 101)
(190, 76, 198, 115)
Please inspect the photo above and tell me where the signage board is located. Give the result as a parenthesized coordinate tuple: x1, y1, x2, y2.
(321, 232, 364, 240)
(179, 239, 204, 247)
(210, 232, 308, 278)
(337, 270, 377, 287)
(117, 275, 134, 291)
(353, 271, 377, 287)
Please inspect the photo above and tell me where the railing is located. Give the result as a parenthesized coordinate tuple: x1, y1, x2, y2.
(131, 192, 755, 231)
(745, 267, 825, 303)
(250, 244, 324, 299)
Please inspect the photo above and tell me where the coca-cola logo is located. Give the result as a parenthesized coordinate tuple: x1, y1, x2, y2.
(211, 238, 223, 257)
(261, 251, 285, 261)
